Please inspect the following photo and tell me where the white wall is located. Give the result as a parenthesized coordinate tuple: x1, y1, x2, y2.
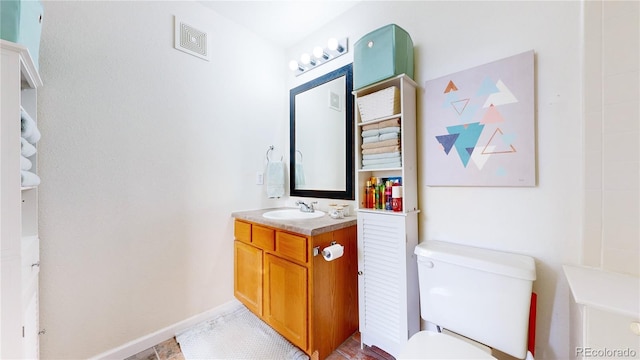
(290, 1, 585, 359)
(37, 1, 287, 358)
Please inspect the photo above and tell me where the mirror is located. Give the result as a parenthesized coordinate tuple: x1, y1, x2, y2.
(290, 63, 354, 200)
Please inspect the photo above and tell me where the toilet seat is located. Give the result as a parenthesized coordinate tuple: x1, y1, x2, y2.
(397, 331, 496, 359)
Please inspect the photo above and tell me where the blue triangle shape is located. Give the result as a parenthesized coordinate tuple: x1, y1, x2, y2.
(436, 133, 459, 155)
(476, 76, 499, 96)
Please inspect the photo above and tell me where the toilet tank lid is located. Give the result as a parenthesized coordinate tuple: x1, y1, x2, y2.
(415, 241, 536, 281)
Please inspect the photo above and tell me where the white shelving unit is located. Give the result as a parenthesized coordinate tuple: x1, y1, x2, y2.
(354, 74, 420, 358)
(1, 39, 43, 359)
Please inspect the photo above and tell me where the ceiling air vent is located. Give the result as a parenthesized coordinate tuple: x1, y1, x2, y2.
(174, 16, 209, 61)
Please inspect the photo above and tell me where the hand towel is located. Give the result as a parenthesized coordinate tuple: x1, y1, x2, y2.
(295, 162, 305, 187)
(21, 170, 41, 187)
(378, 118, 400, 127)
(266, 161, 285, 198)
(378, 126, 401, 135)
(362, 155, 402, 166)
(363, 151, 402, 160)
(21, 137, 37, 157)
(362, 135, 380, 144)
(379, 132, 400, 141)
(362, 145, 401, 155)
(20, 156, 32, 171)
(361, 138, 400, 150)
(21, 108, 41, 144)
(361, 129, 379, 137)
(362, 160, 402, 170)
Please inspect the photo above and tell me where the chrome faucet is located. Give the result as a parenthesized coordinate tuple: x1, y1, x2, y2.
(296, 200, 317, 213)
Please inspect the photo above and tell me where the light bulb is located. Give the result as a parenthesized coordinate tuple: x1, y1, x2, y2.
(327, 38, 339, 51)
(300, 53, 311, 65)
(289, 60, 299, 71)
(313, 46, 324, 58)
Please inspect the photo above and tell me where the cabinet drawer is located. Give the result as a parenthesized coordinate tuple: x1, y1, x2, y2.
(276, 232, 308, 263)
(234, 220, 251, 244)
(253, 225, 275, 251)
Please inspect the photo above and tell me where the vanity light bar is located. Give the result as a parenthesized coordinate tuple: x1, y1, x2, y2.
(289, 37, 348, 76)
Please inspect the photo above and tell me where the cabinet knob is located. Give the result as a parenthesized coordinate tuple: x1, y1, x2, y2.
(358, 271, 363, 276)
(631, 322, 640, 336)
(38, 329, 46, 336)
(31, 262, 40, 268)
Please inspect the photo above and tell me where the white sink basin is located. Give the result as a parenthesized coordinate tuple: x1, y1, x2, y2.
(262, 209, 325, 220)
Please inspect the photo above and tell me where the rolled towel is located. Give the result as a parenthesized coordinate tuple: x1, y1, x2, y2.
(266, 161, 285, 198)
(20, 156, 32, 171)
(21, 170, 40, 187)
(21, 108, 41, 144)
(21, 137, 37, 157)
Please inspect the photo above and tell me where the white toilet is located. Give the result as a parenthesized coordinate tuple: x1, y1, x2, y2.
(398, 240, 536, 359)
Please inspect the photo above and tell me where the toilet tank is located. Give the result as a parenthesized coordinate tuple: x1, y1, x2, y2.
(414, 241, 536, 359)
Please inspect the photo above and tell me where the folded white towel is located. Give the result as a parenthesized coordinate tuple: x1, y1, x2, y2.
(21, 170, 40, 187)
(21, 137, 37, 157)
(21, 108, 41, 144)
(266, 161, 285, 198)
(20, 156, 32, 171)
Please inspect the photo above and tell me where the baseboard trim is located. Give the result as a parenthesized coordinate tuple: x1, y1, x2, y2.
(89, 299, 242, 360)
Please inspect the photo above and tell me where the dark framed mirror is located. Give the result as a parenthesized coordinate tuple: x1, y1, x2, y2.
(290, 63, 354, 200)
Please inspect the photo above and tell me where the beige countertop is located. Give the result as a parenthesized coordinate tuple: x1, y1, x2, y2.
(231, 207, 357, 236)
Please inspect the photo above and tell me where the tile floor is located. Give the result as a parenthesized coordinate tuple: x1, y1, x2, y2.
(128, 331, 394, 360)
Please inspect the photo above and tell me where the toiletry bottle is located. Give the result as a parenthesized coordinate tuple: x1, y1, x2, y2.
(365, 181, 373, 208)
(392, 184, 403, 212)
(375, 178, 382, 209)
(385, 180, 393, 210)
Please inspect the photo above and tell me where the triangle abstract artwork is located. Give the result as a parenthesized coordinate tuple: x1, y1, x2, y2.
(424, 50, 536, 186)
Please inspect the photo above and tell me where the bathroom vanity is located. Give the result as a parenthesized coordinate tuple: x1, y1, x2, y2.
(232, 208, 358, 360)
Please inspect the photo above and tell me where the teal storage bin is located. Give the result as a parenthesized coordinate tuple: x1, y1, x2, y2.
(0, 0, 43, 68)
(353, 24, 414, 90)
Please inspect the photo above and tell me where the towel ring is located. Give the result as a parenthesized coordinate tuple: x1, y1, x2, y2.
(296, 150, 303, 162)
(266, 145, 283, 162)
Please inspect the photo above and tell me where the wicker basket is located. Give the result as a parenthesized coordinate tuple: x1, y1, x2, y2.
(357, 86, 400, 122)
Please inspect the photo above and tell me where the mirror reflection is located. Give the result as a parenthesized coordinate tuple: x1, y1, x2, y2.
(290, 64, 354, 200)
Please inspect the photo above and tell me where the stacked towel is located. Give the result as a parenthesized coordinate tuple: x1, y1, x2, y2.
(266, 161, 285, 198)
(19, 107, 41, 187)
(360, 118, 402, 169)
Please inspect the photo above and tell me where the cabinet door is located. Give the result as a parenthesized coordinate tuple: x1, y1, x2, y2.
(234, 241, 263, 316)
(264, 254, 308, 351)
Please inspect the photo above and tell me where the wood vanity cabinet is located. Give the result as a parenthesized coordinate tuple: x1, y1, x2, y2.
(233, 219, 358, 360)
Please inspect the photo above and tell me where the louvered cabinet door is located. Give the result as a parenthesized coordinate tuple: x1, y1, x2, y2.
(357, 211, 420, 357)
